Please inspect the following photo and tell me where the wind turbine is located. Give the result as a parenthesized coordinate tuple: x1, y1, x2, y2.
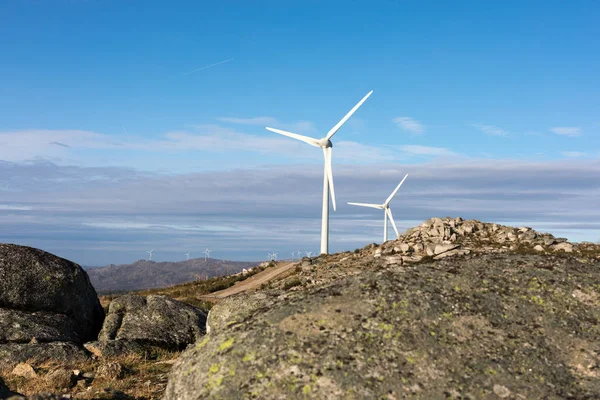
(204, 248, 211, 261)
(146, 249, 154, 261)
(348, 174, 409, 243)
(185, 252, 191, 260)
(266, 90, 373, 254)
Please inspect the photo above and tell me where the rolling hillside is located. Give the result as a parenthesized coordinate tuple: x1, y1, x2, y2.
(86, 258, 258, 294)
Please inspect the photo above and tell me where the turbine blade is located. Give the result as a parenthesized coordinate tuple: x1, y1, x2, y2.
(266, 127, 320, 147)
(386, 208, 400, 238)
(385, 173, 409, 205)
(347, 202, 384, 209)
(324, 147, 336, 211)
(325, 90, 373, 140)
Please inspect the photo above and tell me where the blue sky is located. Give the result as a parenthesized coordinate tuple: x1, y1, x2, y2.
(1, 1, 599, 265)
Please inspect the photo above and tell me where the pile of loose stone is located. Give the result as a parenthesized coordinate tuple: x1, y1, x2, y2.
(366, 217, 598, 266)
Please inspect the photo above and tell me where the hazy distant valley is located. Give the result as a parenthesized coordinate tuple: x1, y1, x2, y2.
(85, 258, 258, 294)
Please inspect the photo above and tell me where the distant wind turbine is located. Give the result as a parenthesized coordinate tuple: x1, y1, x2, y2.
(266, 91, 373, 255)
(348, 174, 409, 242)
(305, 251, 312, 258)
(185, 252, 191, 260)
(204, 248, 211, 261)
(146, 249, 154, 261)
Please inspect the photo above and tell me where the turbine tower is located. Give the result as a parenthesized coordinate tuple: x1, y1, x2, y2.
(185, 252, 191, 260)
(348, 174, 409, 243)
(204, 248, 211, 261)
(266, 90, 373, 254)
(146, 249, 154, 261)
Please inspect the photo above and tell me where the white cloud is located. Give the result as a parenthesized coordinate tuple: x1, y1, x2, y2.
(216, 116, 278, 126)
(0, 204, 34, 211)
(2, 158, 600, 265)
(393, 117, 424, 134)
(562, 151, 586, 158)
(551, 127, 581, 137)
(398, 145, 457, 157)
(471, 124, 508, 137)
(217, 117, 317, 134)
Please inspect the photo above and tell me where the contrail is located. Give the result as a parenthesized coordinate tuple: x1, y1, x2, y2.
(184, 58, 235, 75)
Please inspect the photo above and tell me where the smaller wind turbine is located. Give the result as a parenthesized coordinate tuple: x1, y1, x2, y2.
(291, 251, 297, 260)
(204, 248, 211, 261)
(305, 251, 312, 258)
(185, 252, 191, 260)
(146, 249, 154, 261)
(272, 252, 278, 261)
(348, 174, 409, 242)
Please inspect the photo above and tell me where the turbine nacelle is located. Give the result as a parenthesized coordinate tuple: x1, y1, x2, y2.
(316, 138, 333, 148)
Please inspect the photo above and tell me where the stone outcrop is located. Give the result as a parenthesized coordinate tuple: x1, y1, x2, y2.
(0, 342, 90, 371)
(366, 217, 598, 267)
(96, 294, 207, 352)
(0, 309, 79, 344)
(0, 244, 103, 372)
(0, 244, 104, 342)
(165, 253, 600, 399)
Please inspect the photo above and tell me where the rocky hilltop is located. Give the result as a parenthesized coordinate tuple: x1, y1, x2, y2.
(165, 218, 600, 400)
(1, 218, 600, 399)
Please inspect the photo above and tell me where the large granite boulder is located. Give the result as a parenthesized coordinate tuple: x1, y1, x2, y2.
(0, 244, 104, 342)
(0, 342, 90, 370)
(165, 254, 600, 399)
(97, 294, 207, 351)
(0, 309, 79, 344)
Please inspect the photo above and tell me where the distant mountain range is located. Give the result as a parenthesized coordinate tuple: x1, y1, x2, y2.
(85, 258, 259, 294)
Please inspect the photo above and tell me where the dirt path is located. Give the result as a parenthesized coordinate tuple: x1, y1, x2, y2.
(200, 261, 297, 301)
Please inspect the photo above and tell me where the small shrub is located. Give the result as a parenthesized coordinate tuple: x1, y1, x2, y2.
(283, 278, 302, 290)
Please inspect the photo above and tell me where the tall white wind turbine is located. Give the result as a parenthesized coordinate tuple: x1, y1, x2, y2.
(348, 174, 409, 243)
(266, 90, 373, 254)
(185, 252, 191, 260)
(146, 249, 154, 261)
(204, 248, 211, 261)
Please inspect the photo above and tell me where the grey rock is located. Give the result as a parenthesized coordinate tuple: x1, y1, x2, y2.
(207, 292, 269, 335)
(399, 243, 411, 253)
(383, 255, 403, 266)
(426, 244, 435, 256)
(434, 244, 459, 255)
(0, 309, 79, 344)
(45, 369, 76, 390)
(98, 294, 206, 350)
(433, 249, 469, 259)
(372, 248, 382, 258)
(96, 362, 124, 381)
(165, 254, 598, 399)
(0, 244, 104, 342)
(533, 245, 545, 252)
(0, 342, 90, 370)
(402, 255, 423, 263)
(11, 363, 38, 379)
(552, 242, 574, 253)
(83, 340, 152, 358)
(543, 236, 557, 246)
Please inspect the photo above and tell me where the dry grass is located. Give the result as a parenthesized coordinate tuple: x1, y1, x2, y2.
(99, 263, 272, 312)
(1, 350, 180, 399)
